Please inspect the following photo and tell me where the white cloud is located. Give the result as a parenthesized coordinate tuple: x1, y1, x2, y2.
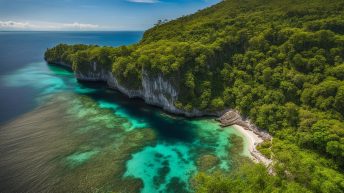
(0, 20, 100, 31)
(62, 22, 99, 29)
(0, 21, 36, 29)
(127, 0, 159, 3)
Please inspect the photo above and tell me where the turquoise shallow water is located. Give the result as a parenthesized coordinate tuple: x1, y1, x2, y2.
(1, 61, 248, 192)
(0, 32, 249, 193)
(125, 143, 196, 193)
(124, 119, 246, 193)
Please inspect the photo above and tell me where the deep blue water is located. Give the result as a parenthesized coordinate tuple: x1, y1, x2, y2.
(0, 31, 143, 123)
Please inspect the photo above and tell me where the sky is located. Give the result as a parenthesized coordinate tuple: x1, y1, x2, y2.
(0, 0, 220, 31)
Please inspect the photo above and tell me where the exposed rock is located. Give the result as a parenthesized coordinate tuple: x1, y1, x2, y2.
(217, 110, 272, 141)
(217, 110, 241, 126)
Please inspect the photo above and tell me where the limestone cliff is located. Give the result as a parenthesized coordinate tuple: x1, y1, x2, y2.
(48, 60, 224, 117)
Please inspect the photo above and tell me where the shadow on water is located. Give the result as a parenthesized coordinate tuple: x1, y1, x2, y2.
(48, 63, 74, 73)
(77, 81, 199, 143)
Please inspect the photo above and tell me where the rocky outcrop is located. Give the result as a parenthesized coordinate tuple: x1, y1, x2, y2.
(218, 111, 241, 126)
(217, 110, 272, 140)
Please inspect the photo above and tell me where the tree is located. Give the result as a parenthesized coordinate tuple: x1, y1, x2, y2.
(335, 86, 344, 115)
(211, 98, 224, 110)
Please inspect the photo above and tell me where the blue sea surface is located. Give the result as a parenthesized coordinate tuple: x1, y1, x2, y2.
(0, 31, 248, 193)
(0, 31, 143, 123)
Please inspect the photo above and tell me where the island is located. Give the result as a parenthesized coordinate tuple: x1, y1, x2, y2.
(44, 0, 344, 192)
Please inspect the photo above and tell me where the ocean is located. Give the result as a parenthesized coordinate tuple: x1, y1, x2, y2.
(0, 31, 143, 123)
(0, 31, 248, 193)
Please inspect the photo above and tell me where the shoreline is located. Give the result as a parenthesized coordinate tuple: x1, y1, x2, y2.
(47, 62, 273, 167)
(230, 124, 272, 167)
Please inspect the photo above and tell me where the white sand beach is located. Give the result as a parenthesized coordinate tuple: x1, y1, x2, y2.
(231, 124, 272, 166)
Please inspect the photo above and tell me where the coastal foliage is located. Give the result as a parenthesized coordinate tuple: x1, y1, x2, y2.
(194, 139, 344, 193)
(45, 0, 344, 192)
(193, 163, 312, 193)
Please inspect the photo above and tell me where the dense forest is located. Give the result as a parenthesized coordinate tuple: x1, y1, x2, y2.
(45, 0, 344, 192)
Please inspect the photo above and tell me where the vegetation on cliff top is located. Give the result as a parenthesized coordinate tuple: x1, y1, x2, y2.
(45, 0, 344, 192)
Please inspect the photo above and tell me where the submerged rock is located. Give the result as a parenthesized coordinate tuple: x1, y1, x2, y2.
(196, 154, 220, 171)
(166, 177, 189, 193)
(0, 93, 157, 193)
(114, 177, 144, 193)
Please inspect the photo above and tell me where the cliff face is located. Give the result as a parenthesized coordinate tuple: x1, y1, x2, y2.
(57, 61, 222, 117)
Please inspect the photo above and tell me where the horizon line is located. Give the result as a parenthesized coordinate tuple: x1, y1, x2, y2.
(0, 30, 146, 32)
